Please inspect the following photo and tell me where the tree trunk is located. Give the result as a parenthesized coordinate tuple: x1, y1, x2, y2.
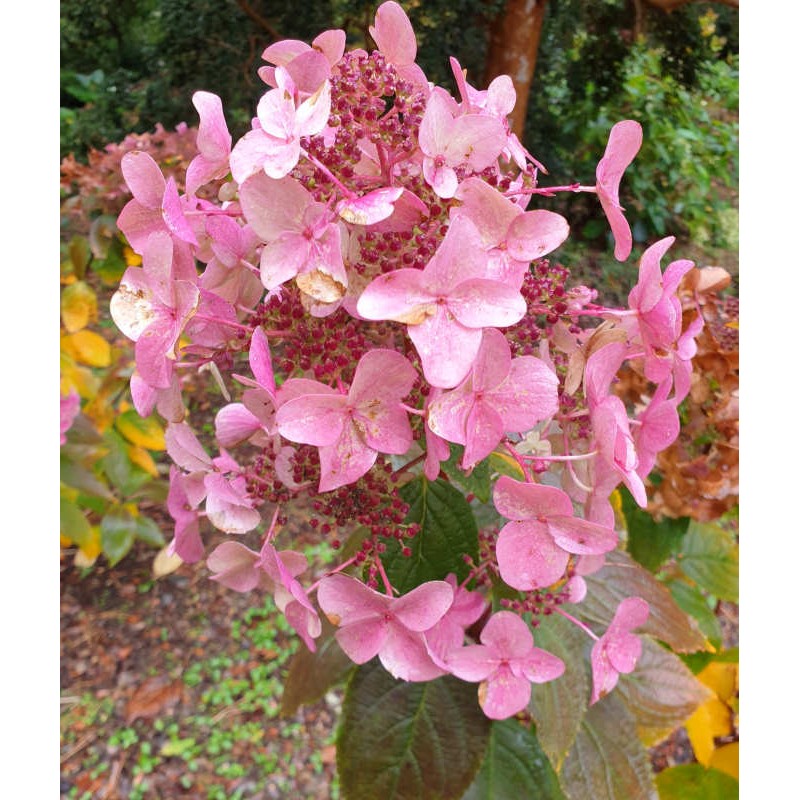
(483, 0, 549, 140)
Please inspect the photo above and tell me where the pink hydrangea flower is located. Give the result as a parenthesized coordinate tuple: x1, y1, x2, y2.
(418, 88, 506, 199)
(317, 573, 454, 681)
(493, 476, 618, 590)
(427, 328, 559, 470)
(275, 349, 417, 491)
(446, 611, 564, 719)
(590, 596, 649, 704)
(356, 216, 526, 388)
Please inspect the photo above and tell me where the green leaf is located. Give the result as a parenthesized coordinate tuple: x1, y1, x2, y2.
(382, 477, 479, 593)
(559, 694, 657, 800)
(677, 522, 738, 602)
(441, 446, 492, 504)
(667, 579, 723, 651)
(100, 508, 137, 566)
(68, 236, 91, 279)
(337, 660, 490, 800)
(281, 617, 354, 718)
(462, 719, 565, 800)
(620, 488, 689, 572)
(579, 551, 708, 653)
(134, 515, 166, 547)
(60, 497, 92, 547)
(100, 429, 151, 496)
(528, 614, 589, 770)
(655, 765, 738, 800)
(616, 638, 712, 746)
(60, 457, 116, 502)
(91, 236, 127, 285)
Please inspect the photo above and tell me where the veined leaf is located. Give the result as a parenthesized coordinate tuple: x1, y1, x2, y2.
(559, 693, 657, 800)
(462, 719, 565, 800)
(60, 497, 92, 547)
(441, 446, 492, 503)
(134, 515, 166, 547)
(281, 617, 354, 717)
(117, 410, 166, 451)
(68, 235, 91, 279)
(580, 551, 708, 653)
(620, 487, 689, 572)
(655, 764, 738, 800)
(337, 660, 490, 800)
(382, 477, 479, 593)
(100, 507, 137, 566)
(666, 579, 722, 651)
(616, 638, 712, 746)
(677, 522, 738, 602)
(528, 613, 589, 770)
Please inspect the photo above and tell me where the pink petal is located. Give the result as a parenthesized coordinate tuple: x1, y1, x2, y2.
(447, 279, 527, 328)
(380, 625, 447, 681)
(337, 186, 404, 226)
(426, 384, 471, 446)
(356, 268, 435, 323)
(206, 541, 261, 592)
(249, 327, 277, 394)
(596, 120, 643, 207)
(546, 516, 618, 555)
(480, 666, 532, 720)
(462, 400, 504, 469)
(490, 355, 559, 432)
(204, 474, 261, 535)
(493, 477, 573, 521)
(317, 422, 378, 492)
(284, 49, 330, 95)
(295, 80, 331, 137)
(239, 173, 311, 241)
(312, 29, 346, 66)
(520, 647, 565, 683)
(479, 611, 533, 660)
(446, 644, 495, 682)
(275, 392, 347, 447)
(349, 349, 417, 405)
(121, 151, 165, 210)
(317, 573, 389, 626)
(117, 199, 163, 253)
(629, 236, 676, 313)
(392, 580, 454, 632)
(507, 210, 569, 262)
(369, 1, 417, 66)
(470, 328, 512, 393)
(336, 618, 388, 664)
(161, 178, 199, 246)
(495, 520, 570, 590)
(215, 403, 263, 447)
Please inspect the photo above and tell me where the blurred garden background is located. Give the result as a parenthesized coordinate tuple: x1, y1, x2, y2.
(59, 1, 739, 798)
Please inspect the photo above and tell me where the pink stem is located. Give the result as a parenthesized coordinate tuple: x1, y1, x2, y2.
(554, 608, 599, 641)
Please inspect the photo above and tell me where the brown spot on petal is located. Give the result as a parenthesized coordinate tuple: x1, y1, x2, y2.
(296, 269, 346, 303)
(325, 612, 341, 626)
(394, 303, 437, 325)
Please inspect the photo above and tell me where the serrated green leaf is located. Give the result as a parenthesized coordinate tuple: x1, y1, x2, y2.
(528, 614, 589, 770)
(60, 497, 92, 547)
(100, 508, 137, 566)
(620, 488, 689, 572)
(281, 617, 354, 718)
(559, 693, 657, 800)
(134, 515, 166, 547)
(382, 477, 479, 593)
(579, 551, 708, 653)
(677, 522, 738, 602)
(655, 764, 738, 800)
(462, 719, 565, 800)
(441, 446, 492, 504)
(667, 579, 722, 651)
(616, 638, 712, 746)
(337, 661, 490, 800)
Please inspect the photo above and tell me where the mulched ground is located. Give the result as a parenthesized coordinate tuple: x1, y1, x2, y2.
(60, 539, 340, 800)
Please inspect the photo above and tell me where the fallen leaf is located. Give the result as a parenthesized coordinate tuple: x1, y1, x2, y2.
(125, 676, 183, 723)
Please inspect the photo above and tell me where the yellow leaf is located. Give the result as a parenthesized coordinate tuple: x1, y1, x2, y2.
(61, 281, 98, 333)
(697, 661, 738, 706)
(61, 331, 111, 368)
(123, 246, 142, 266)
(709, 741, 738, 780)
(122, 502, 140, 518)
(83, 394, 115, 432)
(75, 525, 102, 565)
(153, 546, 183, 579)
(61, 351, 100, 399)
(685, 697, 733, 765)
(116, 410, 166, 451)
(127, 445, 160, 477)
(60, 534, 73, 548)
